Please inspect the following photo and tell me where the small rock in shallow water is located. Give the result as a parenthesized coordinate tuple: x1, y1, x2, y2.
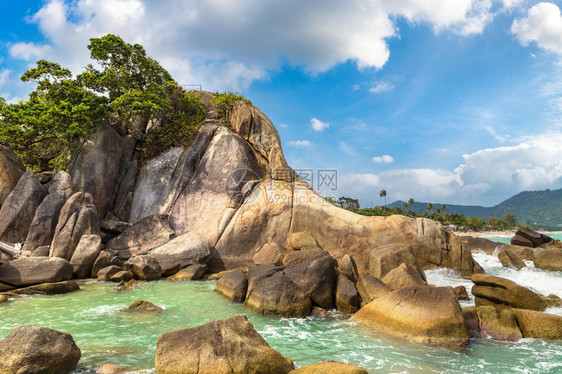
(124, 300, 163, 312)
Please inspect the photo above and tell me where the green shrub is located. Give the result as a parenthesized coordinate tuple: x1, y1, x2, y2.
(211, 91, 252, 120)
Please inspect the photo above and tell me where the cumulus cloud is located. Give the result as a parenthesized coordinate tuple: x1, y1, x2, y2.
(511, 2, 562, 54)
(310, 118, 329, 132)
(288, 140, 312, 148)
(0, 70, 10, 89)
(6, 0, 516, 91)
(8, 42, 52, 60)
(337, 132, 562, 206)
(373, 155, 394, 163)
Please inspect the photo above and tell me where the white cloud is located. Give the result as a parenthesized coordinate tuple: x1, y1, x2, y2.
(511, 2, 562, 54)
(279, 123, 289, 128)
(0, 70, 10, 89)
(288, 140, 312, 148)
(8, 43, 52, 60)
(373, 155, 394, 163)
(370, 81, 395, 94)
(336, 132, 562, 206)
(5, 0, 516, 92)
(310, 117, 329, 132)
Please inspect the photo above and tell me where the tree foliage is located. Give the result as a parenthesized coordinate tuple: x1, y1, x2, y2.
(0, 34, 205, 171)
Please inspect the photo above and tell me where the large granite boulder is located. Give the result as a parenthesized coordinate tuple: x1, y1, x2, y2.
(106, 214, 175, 258)
(471, 274, 548, 311)
(355, 273, 390, 306)
(91, 250, 123, 277)
(148, 231, 210, 276)
(463, 306, 523, 341)
(69, 126, 123, 218)
(22, 191, 66, 252)
(338, 254, 359, 283)
(13, 280, 80, 295)
(350, 285, 469, 347)
(335, 274, 359, 314)
(381, 262, 427, 291)
(0, 325, 81, 374)
(369, 243, 425, 280)
(246, 271, 312, 317)
(497, 248, 526, 269)
(0, 145, 25, 206)
(50, 192, 100, 260)
(533, 247, 562, 271)
(511, 227, 552, 248)
(70, 234, 103, 278)
(283, 249, 329, 266)
(214, 268, 248, 302)
(253, 242, 286, 265)
(512, 308, 562, 340)
(155, 315, 294, 373)
(0, 257, 73, 287)
(0, 171, 47, 242)
(289, 361, 368, 374)
(124, 255, 162, 281)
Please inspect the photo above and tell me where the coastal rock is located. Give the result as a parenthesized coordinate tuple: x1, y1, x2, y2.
(168, 264, 208, 280)
(70, 234, 103, 278)
(471, 274, 548, 311)
(0, 144, 25, 206)
(454, 285, 470, 301)
(287, 231, 320, 250)
(22, 191, 66, 252)
(512, 308, 562, 340)
(50, 192, 100, 260)
(0, 325, 81, 374)
(106, 214, 175, 258)
(214, 268, 247, 302)
(335, 274, 359, 314)
(148, 231, 210, 276)
(460, 237, 535, 260)
(246, 271, 312, 317)
(282, 249, 329, 266)
(369, 244, 426, 281)
(381, 262, 427, 291)
(69, 126, 123, 218)
(98, 364, 129, 374)
(350, 285, 469, 347)
(288, 361, 368, 374)
(497, 248, 526, 269)
(0, 171, 47, 242)
(246, 265, 284, 299)
(510, 234, 533, 248)
(97, 265, 123, 281)
(110, 270, 134, 283)
(253, 242, 286, 265)
(475, 306, 522, 341)
(355, 273, 390, 306)
(511, 227, 552, 248)
(124, 300, 163, 312)
(284, 255, 337, 309)
(13, 280, 80, 295)
(99, 219, 132, 234)
(338, 254, 359, 283)
(155, 314, 294, 374)
(532, 248, 562, 271)
(0, 257, 73, 287)
(124, 255, 162, 281)
(91, 250, 123, 278)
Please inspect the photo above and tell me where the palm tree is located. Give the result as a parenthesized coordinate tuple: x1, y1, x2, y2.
(379, 189, 387, 208)
(407, 198, 415, 215)
(425, 203, 434, 217)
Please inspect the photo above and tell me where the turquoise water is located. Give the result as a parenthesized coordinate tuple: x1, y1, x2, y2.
(484, 232, 562, 245)
(1, 236, 562, 373)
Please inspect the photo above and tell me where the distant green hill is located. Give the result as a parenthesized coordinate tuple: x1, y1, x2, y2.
(390, 188, 562, 227)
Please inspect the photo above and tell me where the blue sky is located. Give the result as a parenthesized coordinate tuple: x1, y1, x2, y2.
(1, 1, 562, 207)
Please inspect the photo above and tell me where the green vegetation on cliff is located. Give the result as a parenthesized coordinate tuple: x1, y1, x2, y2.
(0, 34, 205, 171)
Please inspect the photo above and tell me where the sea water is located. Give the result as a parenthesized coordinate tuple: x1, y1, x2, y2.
(0, 235, 561, 373)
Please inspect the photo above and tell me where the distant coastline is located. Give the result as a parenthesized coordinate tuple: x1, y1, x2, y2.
(454, 230, 562, 238)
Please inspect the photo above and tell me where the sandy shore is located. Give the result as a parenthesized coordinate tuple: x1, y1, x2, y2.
(453, 230, 515, 237)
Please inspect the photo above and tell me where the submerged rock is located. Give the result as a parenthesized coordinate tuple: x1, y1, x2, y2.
(155, 314, 294, 374)
(289, 361, 368, 374)
(0, 325, 81, 374)
(350, 285, 469, 347)
(124, 300, 163, 312)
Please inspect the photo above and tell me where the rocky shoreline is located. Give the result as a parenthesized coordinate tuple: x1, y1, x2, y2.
(1, 94, 561, 373)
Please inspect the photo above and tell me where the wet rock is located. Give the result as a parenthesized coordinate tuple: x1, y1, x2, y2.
(533, 248, 562, 271)
(454, 285, 470, 301)
(511, 227, 552, 248)
(355, 273, 390, 306)
(0, 144, 25, 206)
(0, 325, 81, 374)
(289, 361, 368, 374)
(97, 265, 123, 281)
(497, 248, 526, 269)
(70, 234, 103, 279)
(0, 295, 9, 303)
(124, 255, 162, 281)
(110, 270, 134, 283)
(246, 272, 312, 317)
(155, 314, 294, 374)
(13, 280, 80, 295)
(246, 265, 284, 299)
(115, 279, 140, 292)
(0, 171, 48, 242)
(214, 268, 248, 302)
(284, 255, 337, 309)
(335, 274, 359, 314)
(148, 231, 210, 276)
(168, 264, 208, 280)
(381, 262, 427, 291)
(476, 306, 522, 341)
(471, 274, 548, 311)
(512, 308, 562, 340)
(124, 300, 163, 312)
(0, 257, 73, 287)
(311, 306, 327, 317)
(350, 285, 469, 347)
(107, 214, 175, 258)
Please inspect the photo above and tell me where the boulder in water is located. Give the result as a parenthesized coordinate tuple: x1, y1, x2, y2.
(214, 268, 248, 303)
(124, 300, 163, 312)
(497, 248, 526, 269)
(471, 274, 548, 311)
(0, 257, 73, 287)
(124, 255, 162, 281)
(512, 308, 562, 340)
(355, 273, 390, 306)
(288, 361, 368, 374)
(335, 274, 359, 314)
(532, 248, 562, 271)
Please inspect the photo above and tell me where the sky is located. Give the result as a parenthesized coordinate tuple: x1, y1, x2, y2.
(1, 0, 562, 207)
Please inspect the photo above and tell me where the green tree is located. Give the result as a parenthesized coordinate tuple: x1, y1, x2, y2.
(379, 189, 387, 207)
(501, 213, 517, 229)
(425, 203, 434, 217)
(337, 196, 360, 212)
